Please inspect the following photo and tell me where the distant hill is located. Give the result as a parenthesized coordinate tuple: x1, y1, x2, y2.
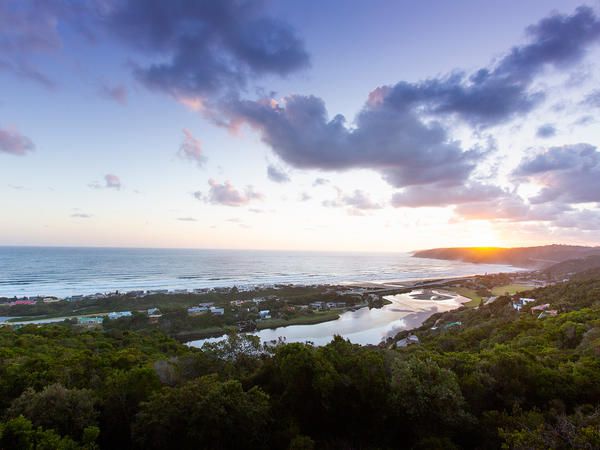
(413, 244, 600, 268)
(543, 255, 600, 278)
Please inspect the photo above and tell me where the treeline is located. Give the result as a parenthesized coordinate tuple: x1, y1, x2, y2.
(1, 277, 600, 448)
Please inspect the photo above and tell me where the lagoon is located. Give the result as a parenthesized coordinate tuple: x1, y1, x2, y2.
(188, 289, 469, 347)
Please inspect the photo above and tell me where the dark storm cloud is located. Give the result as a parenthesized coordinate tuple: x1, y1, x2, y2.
(266, 164, 290, 183)
(536, 123, 556, 138)
(104, 0, 309, 100)
(513, 143, 600, 204)
(226, 95, 485, 188)
(383, 6, 600, 126)
(0, 126, 34, 155)
(220, 7, 600, 191)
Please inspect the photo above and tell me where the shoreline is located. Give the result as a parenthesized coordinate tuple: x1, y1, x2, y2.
(0, 271, 523, 323)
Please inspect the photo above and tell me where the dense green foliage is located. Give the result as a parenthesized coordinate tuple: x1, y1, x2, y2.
(1, 276, 600, 448)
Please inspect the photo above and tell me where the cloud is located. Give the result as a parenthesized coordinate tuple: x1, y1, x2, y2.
(582, 89, 600, 107)
(266, 164, 290, 183)
(225, 94, 485, 189)
(554, 209, 600, 230)
(0, 59, 57, 89)
(313, 177, 329, 186)
(0, 126, 35, 155)
(513, 143, 600, 204)
(299, 192, 311, 201)
(197, 179, 263, 207)
(211, 6, 600, 197)
(71, 213, 92, 219)
(453, 193, 573, 224)
(323, 188, 382, 212)
(342, 190, 383, 210)
(105, 0, 309, 101)
(177, 217, 197, 222)
(99, 83, 127, 105)
(377, 6, 600, 127)
(391, 182, 505, 208)
(0, 0, 93, 88)
(104, 174, 121, 189)
(178, 128, 205, 166)
(536, 123, 556, 138)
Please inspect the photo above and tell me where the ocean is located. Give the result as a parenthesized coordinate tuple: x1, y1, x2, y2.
(0, 246, 519, 298)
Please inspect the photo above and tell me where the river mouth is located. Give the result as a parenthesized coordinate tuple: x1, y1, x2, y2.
(188, 289, 469, 348)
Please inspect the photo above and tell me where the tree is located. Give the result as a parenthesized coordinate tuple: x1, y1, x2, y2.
(132, 375, 270, 449)
(7, 384, 97, 441)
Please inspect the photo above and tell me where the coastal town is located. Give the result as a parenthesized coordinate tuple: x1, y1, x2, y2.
(0, 266, 567, 342)
(0, 283, 401, 340)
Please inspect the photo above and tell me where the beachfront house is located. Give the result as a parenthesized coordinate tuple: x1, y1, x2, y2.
(108, 311, 132, 320)
(310, 302, 324, 310)
(9, 299, 36, 306)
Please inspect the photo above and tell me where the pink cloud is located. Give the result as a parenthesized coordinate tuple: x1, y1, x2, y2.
(178, 129, 205, 166)
(104, 174, 121, 189)
(0, 126, 34, 155)
(100, 83, 127, 105)
(196, 179, 263, 207)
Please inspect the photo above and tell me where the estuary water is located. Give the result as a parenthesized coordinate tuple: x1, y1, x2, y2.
(0, 246, 518, 298)
(188, 289, 471, 347)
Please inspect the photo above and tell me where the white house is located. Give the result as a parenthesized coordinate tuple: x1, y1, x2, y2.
(108, 311, 132, 320)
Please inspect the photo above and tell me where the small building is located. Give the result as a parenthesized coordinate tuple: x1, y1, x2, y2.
(78, 317, 104, 327)
(531, 304, 550, 314)
(326, 302, 337, 309)
(396, 334, 420, 348)
(538, 309, 558, 319)
(147, 307, 160, 315)
(209, 306, 225, 315)
(9, 299, 36, 306)
(484, 296, 498, 305)
(188, 306, 209, 316)
(309, 302, 324, 310)
(443, 321, 462, 329)
(108, 311, 132, 320)
(42, 297, 60, 303)
(258, 310, 271, 319)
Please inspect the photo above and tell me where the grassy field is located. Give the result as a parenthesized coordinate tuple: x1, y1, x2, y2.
(491, 284, 535, 296)
(450, 287, 483, 307)
(257, 311, 340, 330)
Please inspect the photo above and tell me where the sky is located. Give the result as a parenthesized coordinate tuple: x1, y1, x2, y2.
(1, 0, 600, 252)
